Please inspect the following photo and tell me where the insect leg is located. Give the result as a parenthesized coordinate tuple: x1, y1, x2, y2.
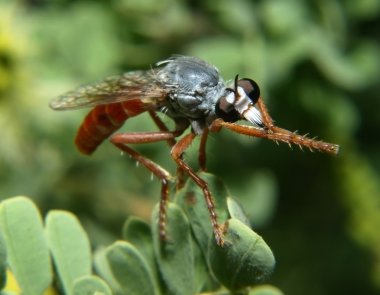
(171, 133, 224, 246)
(110, 131, 177, 242)
(209, 117, 339, 155)
(258, 97, 339, 153)
(148, 110, 177, 146)
(148, 110, 189, 190)
(256, 96, 275, 129)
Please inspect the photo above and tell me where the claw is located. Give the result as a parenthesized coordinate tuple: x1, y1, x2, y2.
(214, 224, 226, 247)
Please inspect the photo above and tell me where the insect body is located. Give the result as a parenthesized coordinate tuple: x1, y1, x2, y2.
(50, 56, 339, 245)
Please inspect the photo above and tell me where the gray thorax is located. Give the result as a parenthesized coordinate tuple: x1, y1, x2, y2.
(156, 56, 227, 134)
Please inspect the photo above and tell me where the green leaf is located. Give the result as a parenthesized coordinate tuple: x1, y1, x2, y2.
(72, 275, 112, 295)
(45, 210, 92, 295)
(209, 219, 275, 291)
(249, 284, 284, 295)
(191, 235, 217, 293)
(152, 202, 195, 295)
(123, 217, 162, 293)
(227, 197, 251, 227)
(175, 172, 229, 254)
(0, 231, 7, 289)
(123, 217, 156, 271)
(106, 241, 159, 295)
(94, 247, 123, 294)
(0, 196, 52, 295)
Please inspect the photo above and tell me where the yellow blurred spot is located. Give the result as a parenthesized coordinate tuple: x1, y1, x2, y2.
(4, 270, 58, 295)
(3, 269, 21, 293)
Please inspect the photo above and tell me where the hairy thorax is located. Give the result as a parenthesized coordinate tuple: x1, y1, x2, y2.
(155, 56, 227, 134)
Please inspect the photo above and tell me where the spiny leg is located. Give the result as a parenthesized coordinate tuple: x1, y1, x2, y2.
(171, 133, 224, 246)
(255, 97, 339, 153)
(148, 110, 188, 190)
(209, 118, 339, 155)
(110, 131, 176, 241)
(256, 97, 275, 129)
(148, 111, 177, 146)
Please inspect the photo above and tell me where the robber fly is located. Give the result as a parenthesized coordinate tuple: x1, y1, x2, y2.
(50, 56, 339, 246)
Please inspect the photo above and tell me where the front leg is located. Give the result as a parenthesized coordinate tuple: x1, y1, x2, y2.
(210, 97, 339, 155)
(210, 119, 339, 154)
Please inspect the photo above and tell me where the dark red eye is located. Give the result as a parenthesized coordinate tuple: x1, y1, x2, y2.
(214, 88, 239, 122)
(215, 107, 240, 122)
(238, 78, 260, 104)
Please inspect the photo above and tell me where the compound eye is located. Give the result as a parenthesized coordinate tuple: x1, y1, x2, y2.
(238, 78, 260, 104)
(215, 97, 240, 122)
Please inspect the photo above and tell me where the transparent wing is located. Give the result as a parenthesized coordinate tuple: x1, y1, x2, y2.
(49, 70, 168, 110)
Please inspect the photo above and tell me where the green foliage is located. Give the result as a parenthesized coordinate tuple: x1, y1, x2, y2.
(0, 174, 278, 294)
(248, 285, 284, 295)
(46, 211, 92, 295)
(106, 241, 158, 295)
(0, 197, 52, 295)
(209, 219, 275, 290)
(0, 228, 7, 289)
(0, 0, 379, 294)
(72, 275, 112, 295)
(151, 203, 195, 295)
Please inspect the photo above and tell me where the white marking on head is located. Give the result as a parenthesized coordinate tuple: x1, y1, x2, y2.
(225, 91, 235, 105)
(233, 86, 251, 114)
(243, 106, 263, 127)
(231, 86, 263, 126)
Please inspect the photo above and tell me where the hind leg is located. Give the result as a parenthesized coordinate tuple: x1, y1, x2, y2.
(111, 131, 177, 241)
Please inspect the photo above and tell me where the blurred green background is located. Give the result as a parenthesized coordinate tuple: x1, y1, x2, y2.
(0, 0, 379, 294)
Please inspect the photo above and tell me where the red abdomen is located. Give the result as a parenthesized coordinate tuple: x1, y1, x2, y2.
(75, 100, 147, 154)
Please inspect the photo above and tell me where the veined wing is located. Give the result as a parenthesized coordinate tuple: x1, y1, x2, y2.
(49, 70, 168, 110)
